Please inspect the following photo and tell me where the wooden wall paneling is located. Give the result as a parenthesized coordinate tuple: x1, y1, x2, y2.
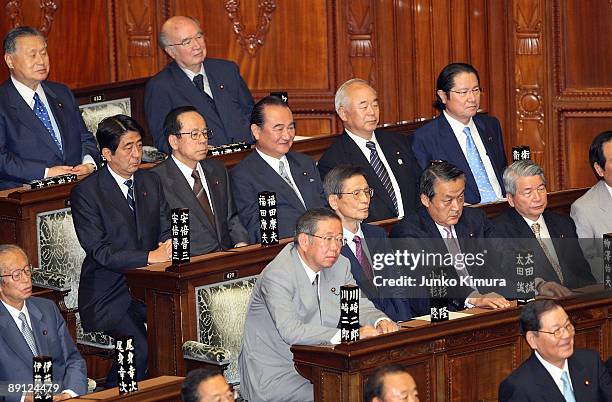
(412, 0, 437, 120)
(449, 0, 469, 62)
(372, 0, 399, 125)
(510, 0, 549, 183)
(393, 0, 419, 121)
(467, 0, 489, 113)
(430, 0, 451, 99)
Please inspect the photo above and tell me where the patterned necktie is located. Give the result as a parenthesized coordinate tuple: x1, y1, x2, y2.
(531, 223, 564, 284)
(124, 179, 135, 213)
(18, 312, 39, 356)
(365, 141, 398, 215)
(443, 226, 474, 289)
(192, 169, 216, 228)
(463, 126, 496, 203)
(353, 235, 374, 281)
(33, 93, 63, 153)
(560, 371, 576, 402)
(279, 160, 305, 207)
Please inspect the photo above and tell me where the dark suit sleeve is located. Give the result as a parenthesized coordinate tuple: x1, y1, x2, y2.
(223, 166, 250, 244)
(230, 164, 262, 243)
(70, 182, 149, 272)
(52, 303, 87, 395)
(0, 115, 48, 181)
(309, 157, 328, 207)
(410, 129, 431, 170)
(316, 149, 335, 181)
(144, 79, 172, 154)
(498, 378, 530, 402)
(155, 176, 172, 243)
(231, 62, 255, 122)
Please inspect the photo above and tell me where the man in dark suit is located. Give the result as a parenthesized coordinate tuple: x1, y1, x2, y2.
(318, 79, 421, 222)
(145, 16, 254, 153)
(0, 26, 99, 190)
(70, 115, 171, 387)
(230, 96, 327, 243)
(152, 106, 248, 255)
(499, 300, 612, 401)
(324, 165, 424, 321)
(391, 161, 511, 309)
(0, 244, 87, 402)
(490, 160, 596, 297)
(411, 63, 507, 204)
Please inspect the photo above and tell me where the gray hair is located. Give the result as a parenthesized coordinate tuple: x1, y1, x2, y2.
(322, 165, 366, 197)
(293, 208, 340, 245)
(503, 160, 546, 196)
(0, 244, 28, 285)
(334, 78, 376, 113)
(3, 26, 45, 54)
(159, 16, 201, 48)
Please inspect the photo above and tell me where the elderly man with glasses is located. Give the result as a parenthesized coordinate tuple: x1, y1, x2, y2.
(145, 15, 254, 153)
(0, 244, 87, 402)
(152, 106, 249, 255)
(239, 208, 398, 402)
(499, 300, 612, 401)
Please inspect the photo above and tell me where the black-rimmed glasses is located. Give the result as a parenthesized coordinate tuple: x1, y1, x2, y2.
(172, 128, 213, 140)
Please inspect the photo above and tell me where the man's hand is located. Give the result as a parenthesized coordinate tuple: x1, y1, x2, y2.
(148, 239, 172, 264)
(47, 165, 74, 177)
(234, 242, 249, 248)
(71, 163, 96, 176)
(467, 292, 512, 309)
(376, 319, 399, 334)
(359, 325, 379, 339)
(53, 392, 74, 401)
(538, 281, 573, 298)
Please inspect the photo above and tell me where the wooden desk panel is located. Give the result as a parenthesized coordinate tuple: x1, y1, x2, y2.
(75, 376, 183, 401)
(292, 291, 612, 402)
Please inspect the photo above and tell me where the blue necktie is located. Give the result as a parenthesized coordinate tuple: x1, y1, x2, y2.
(560, 371, 576, 402)
(125, 179, 135, 213)
(33, 93, 63, 153)
(365, 141, 398, 215)
(463, 126, 496, 203)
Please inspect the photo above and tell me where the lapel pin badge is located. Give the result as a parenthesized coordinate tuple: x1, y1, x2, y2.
(303, 171, 308, 176)
(331, 287, 336, 293)
(215, 180, 220, 185)
(397, 158, 403, 165)
(143, 192, 148, 197)
(58, 102, 63, 109)
(42, 329, 48, 336)
(584, 379, 589, 386)
(219, 84, 224, 90)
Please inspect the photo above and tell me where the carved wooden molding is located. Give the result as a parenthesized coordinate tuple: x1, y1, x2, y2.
(346, 0, 376, 85)
(224, 0, 277, 56)
(5, 0, 58, 35)
(124, 1, 153, 58)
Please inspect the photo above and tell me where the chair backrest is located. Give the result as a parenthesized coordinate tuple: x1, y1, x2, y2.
(195, 275, 258, 385)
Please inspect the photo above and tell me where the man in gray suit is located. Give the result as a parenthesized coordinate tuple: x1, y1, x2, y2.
(570, 130, 612, 283)
(238, 208, 398, 402)
(152, 106, 248, 255)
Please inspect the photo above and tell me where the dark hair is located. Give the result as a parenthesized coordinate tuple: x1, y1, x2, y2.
(163, 106, 200, 139)
(96, 114, 144, 153)
(419, 161, 465, 200)
(250, 96, 290, 127)
(433, 63, 480, 110)
(0, 244, 28, 285)
(519, 300, 562, 335)
(181, 368, 225, 402)
(589, 130, 612, 179)
(364, 365, 411, 402)
(3, 26, 45, 54)
(293, 208, 341, 244)
(323, 165, 366, 197)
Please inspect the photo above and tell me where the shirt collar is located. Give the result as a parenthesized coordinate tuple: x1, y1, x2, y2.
(534, 350, 570, 383)
(107, 165, 134, 187)
(345, 128, 376, 146)
(255, 148, 288, 171)
(1, 298, 30, 326)
(343, 223, 363, 244)
(11, 76, 43, 107)
(521, 213, 545, 228)
(296, 248, 319, 284)
(434, 222, 456, 238)
(179, 63, 205, 82)
(443, 110, 475, 134)
(171, 154, 203, 181)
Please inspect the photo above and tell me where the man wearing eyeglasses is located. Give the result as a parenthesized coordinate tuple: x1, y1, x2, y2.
(231, 96, 327, 243)
(181, 368, 236, 402)
(325, 165, 425, 321)
(318, 79, 422, 222)
(145, 16, 254, 153)
(490, 160, 596, 297)
(239, 208, 397, 402)
(0, 244, 87, 402)
(152, 106, 248, 255)
(499, 300, 612, 401)
(411, 63, 507, 204)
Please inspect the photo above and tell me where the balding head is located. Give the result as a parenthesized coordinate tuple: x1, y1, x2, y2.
(159, 16, 206, 72)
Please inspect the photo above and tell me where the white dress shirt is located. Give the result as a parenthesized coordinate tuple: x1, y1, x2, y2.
(255, 149, 306, 206)
(605, 181, 612, 200)
(345, 130, 405, 218)
(534, 351, 574, 396)
(107, 165, 134, 200)
(179, 64, 214, 98)
(522, 214, 562, 269)
(343, 224, 365, 258)
(443, 111, 503, 200)
(11, 76, 95, 178)
(171, 155, 214, 213)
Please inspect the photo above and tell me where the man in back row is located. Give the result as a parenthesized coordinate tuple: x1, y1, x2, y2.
(0, 26, 99, 190)
(145, 16, 254, 153)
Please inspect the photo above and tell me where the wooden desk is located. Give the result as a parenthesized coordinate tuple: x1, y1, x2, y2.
(292, 290, 612, 402)
(74, 376, 183, 401)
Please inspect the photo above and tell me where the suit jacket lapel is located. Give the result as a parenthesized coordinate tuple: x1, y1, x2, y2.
(473, 116, 499, 166)
(527, 354, 566, 401)
(286, 153, 314, 209)
(42, 82, 66, 159)
(200, 160, 224, 236)
(438, 115, 472, 176)
(27, 300, 49, 357)
(595, 180, 612, 213)
(0, 302, 36, 365)
(290, 245, 321, 322)
(341, 132, 397, 213)
(100, 167, 138, 235)
(7, 81, 62, 159)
